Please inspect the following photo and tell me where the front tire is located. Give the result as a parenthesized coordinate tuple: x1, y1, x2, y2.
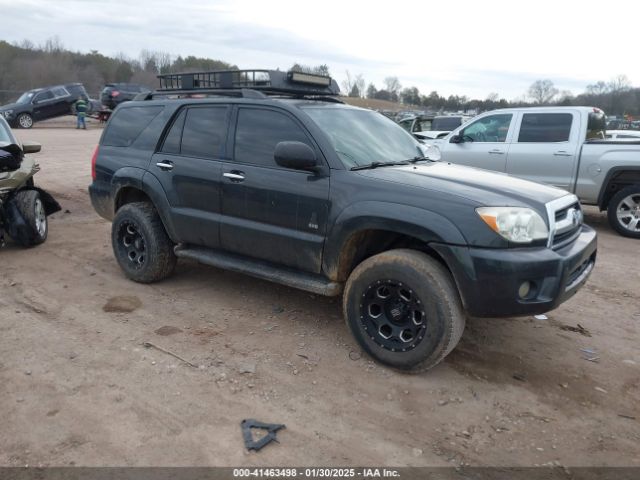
(17, 113, 33, 129)
(607, 185, 640, 238)
(343, 249, 465, 373)
(11, 190, 48, 247)
(112, 202, 177, 283)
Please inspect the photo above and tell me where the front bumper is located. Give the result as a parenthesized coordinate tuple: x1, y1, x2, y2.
(432, 225, 597, 317)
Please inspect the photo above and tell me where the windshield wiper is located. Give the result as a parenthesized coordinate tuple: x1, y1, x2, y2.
(350, 161, 410, 171)
(407, 155, 434, 164)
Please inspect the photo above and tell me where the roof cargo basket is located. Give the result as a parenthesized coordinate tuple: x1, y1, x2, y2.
(155, 69, 341, 98)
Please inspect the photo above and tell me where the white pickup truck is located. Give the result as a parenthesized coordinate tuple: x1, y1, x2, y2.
(425, 106, 640, 238)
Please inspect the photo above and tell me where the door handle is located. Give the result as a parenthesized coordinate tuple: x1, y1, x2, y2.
(223, 171, 245, 182)
(553, 151, 573, 157)
(156, 161, 174, 171)
(488, 149, 505, 155)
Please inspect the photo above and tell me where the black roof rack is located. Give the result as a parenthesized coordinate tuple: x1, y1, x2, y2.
(152, 69, 342, 102)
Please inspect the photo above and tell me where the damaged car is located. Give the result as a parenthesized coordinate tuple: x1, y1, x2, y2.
(0, 116, 60, 247)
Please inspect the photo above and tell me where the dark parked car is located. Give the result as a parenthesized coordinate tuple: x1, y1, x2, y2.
(89, 70, 596, 372)
(101, 83, 151, 110)
(0, 83, 92, 129)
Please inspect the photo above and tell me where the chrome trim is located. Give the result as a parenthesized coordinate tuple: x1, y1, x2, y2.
(545, 194, 580, 248)
(223, 172, 245, 180)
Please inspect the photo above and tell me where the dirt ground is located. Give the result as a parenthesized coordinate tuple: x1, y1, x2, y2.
(1, 118, 638, 468)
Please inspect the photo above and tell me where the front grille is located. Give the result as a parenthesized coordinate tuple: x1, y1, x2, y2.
(546, 196, 583, 249)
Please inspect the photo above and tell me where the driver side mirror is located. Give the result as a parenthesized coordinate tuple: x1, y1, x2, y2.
(22, 141, 41, 154)
(450, 134, 463, 144)
(274, 141, 319, 171)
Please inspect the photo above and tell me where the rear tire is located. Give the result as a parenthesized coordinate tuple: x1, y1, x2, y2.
(11, 190, 48, 247)
(112, 202, 177, 283)
(607, 185, 640, 238)
(17, 113, 33, 129)
(343, 249, 465, 373)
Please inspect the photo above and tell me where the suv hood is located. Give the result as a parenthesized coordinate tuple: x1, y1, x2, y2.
(356, 161, 568, 210)
(0, 103, 20, 111)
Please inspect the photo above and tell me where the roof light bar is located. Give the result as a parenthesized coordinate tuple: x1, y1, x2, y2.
(288, 71, 332, 87)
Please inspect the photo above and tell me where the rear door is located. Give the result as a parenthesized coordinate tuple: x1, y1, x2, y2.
(149, 105, 229, 248)
(440, 113, 515, 171)
(506, 111, 580, 190)
(219, 105, 330, 273)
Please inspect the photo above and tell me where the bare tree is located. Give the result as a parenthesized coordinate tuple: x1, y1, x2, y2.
(354, 74, 365, 98)
(384, 76, 402, 96)
(528, 79, 558, 104)
(609, 74, 631, 93)
(341, 70, 354, 96)
(586, 81, 609, 95)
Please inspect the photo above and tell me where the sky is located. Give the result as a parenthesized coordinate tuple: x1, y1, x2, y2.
(0, 0, 638, 101)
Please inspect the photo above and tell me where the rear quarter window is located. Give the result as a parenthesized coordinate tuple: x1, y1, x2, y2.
(102, 106, 164, 147)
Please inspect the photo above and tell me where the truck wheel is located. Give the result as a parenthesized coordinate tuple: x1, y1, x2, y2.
(11, 190, 48, 246)
(343, 249, 465, 373)
(112, 202, 177, 283)
(17, 113, 33, 129)
(607, 185, 640, 238)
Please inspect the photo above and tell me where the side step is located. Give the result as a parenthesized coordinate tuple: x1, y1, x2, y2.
(174, 245, 343, 297)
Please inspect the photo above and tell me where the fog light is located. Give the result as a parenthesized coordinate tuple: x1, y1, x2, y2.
(518, 281, 531, 299)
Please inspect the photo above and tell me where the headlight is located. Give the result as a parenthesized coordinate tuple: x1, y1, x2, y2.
(476, 207, 548, 243)
(424, 144, 441, 161)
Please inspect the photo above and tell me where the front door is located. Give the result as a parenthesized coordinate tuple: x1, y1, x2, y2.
(219, 106, 330, 273)
(441, 113, 514, 172)
(31, 90, 58, 121)
(149, 105, 230, 248)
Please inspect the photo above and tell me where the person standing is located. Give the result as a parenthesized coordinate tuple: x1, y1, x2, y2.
(74, 95, 88, 130)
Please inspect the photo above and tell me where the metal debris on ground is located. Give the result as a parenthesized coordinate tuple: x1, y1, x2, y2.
(560, 324, 591, 337)
(241, 419, 285, 451)
(618, 414, 636, 420)
(142, 341, 198, 368)
(580, 348, 600, 362)
(534, 314, 548, 320)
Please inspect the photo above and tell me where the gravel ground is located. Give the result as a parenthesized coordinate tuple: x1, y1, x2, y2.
(0, 118, 638, 467)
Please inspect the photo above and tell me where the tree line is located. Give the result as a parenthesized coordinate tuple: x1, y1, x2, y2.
(344, 71, 639, 117)
(0, 38, 237, 104)
(0, 38, 637, 117)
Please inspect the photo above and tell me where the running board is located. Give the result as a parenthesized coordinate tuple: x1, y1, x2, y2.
(174, 245, 343, 297)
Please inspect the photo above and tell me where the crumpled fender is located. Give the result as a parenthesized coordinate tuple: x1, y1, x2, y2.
(28, 187, 61, 215)
(3, 187, 61, 245)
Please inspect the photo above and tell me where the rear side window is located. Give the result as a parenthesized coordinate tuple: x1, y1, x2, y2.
(161, 110, 186, 154)
(51, 87, 69, 98)
(518, 113, 572, 143)
(180, 107, 228, 159)
(432, 117, 462, 130)
(103, 106, 163, 147)
(234, 108, 312, 167)
(34, 91, 54, 102)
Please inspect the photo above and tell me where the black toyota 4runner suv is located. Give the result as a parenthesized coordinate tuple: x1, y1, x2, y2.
(89, 70, 597, 372)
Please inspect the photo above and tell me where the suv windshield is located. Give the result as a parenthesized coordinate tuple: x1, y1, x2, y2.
(302, 107, 422, 168)
(16, 92, 36, 104)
